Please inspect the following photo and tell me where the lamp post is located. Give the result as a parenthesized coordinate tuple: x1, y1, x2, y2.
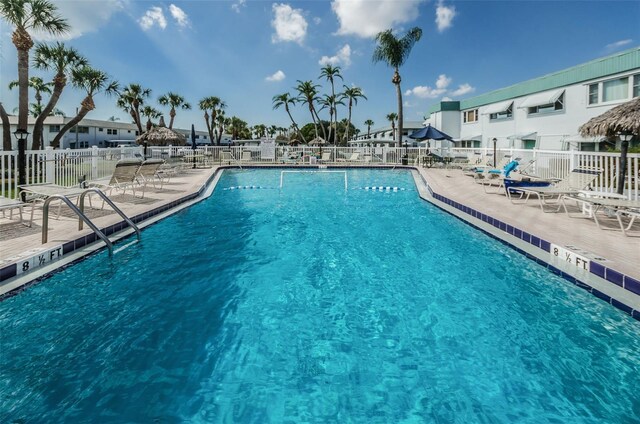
(492, 137, 497, 168)
(618, 131, 633, 195)
(14, 128, 29, 187)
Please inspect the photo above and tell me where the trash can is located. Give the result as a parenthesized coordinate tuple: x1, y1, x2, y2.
(401, 156, 408, 165)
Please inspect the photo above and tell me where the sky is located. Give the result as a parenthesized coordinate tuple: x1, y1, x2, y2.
(1, 0, 639, 134)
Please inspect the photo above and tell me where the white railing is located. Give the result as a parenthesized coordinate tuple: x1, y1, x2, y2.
(1, 145, 638, 199)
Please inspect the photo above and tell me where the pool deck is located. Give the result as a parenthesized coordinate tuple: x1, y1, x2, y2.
(416, 167, 640, 281)
(0, 164, 638, 306)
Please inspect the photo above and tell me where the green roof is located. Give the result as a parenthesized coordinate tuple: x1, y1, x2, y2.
(427, 47, 640, 115)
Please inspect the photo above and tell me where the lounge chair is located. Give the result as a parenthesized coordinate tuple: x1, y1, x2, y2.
(0, 196, 34, 227)
(136, 159, 166, 191)
(561, 195, 640, 235)
(476, 160, 520, 194)
(283, 151, 300, 164)
(90, 159, 142, 199)
(337, 152, 360, 162)
(510, 167, 602, 212)
(241, 151, 252, 162)
(318, 151, 332, 163)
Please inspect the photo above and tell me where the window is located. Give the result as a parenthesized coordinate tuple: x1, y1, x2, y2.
(98, 127, 103, 132)
(70, 126, 89, 134)
(588, 84, 599, 105)
(528, 93, 564, 115)
(633, 74, 640, 98)
(490, 104, 513, 120)
(107, 129, 118, 135)
(127, 130, 131, 133)
(603, 77, 629, 102)
(49, 125, 60, 133)
(463, 109, 478, 123)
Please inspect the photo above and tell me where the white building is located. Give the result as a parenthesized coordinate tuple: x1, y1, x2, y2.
(352, 121, 424, 146)
(425, 47, 640, 151)
(0, 115, 228, 150)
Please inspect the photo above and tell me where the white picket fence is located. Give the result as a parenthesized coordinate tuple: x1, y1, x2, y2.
(1, 145, 638, 199)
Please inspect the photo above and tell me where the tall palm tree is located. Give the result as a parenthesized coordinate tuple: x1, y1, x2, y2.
(198, 96, 224, 145)
(141, 106, 162, 131)
(372, 27, 422, 148)
(0, 102, 11, 150)
(364, 119, 374, 139)
(117, 83, 151, 134)
(158, 92, 191, 130)
(272, 92, 306, 143)
(0, 0, 69, 141)
(51, 67, 118, 148)
(319, 65, 342, 143)
(9, 76, 52, 149)
(296, 80, 326, 141)
(215, 110, 226, 145)
(319, 94, 345, 144)
(254, 123, 266, 138)
(341, 85, 367, 143)
(386, 112, 398, 141)
(31, 42, 87, 149)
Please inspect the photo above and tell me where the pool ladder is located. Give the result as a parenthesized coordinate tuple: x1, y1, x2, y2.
(41, 188, 141, 257)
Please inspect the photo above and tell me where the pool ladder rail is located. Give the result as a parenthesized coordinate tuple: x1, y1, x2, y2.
(41, 188, 141, 257)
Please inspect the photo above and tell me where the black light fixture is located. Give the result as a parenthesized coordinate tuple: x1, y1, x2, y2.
(13, 128, 29, 187)
(492, 137, 497, 168)
(616, 131, 633, 195)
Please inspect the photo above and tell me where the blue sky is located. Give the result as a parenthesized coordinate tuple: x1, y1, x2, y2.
(1, 0, 638, 133)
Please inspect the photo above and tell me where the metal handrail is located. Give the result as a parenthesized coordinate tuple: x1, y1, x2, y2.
(42, 194, 113, 256)
(79, 188, 141, 241)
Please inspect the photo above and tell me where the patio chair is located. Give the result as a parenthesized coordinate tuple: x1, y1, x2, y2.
(318, 151, 332, 163)
(283, 151, 300, 164)
(0, 196, 34, 227)
(509, 167, 603, 212)
(90, 159, 142, 201)
(561, 195, 640, 236)
(241, 151, 252, 162)
(337, 152, 360, 162)
(136, 159, 166, 192)
(476, 160, 520, 194)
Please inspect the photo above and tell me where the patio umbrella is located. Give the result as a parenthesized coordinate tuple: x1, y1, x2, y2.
(191, 123, 197, 169)
(409, 124, 453, 142)
(136, 116, 187, 146)
(309, 137, 327, 154)
(579, 96, 640, 195)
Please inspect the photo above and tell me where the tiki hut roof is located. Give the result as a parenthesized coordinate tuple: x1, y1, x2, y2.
(308, 137, 327, 145)
(136, 117, 187, 146)
(579, 96, 640, 137)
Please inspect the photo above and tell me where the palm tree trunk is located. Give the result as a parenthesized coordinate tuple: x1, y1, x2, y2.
(285, 107, 306, 143)
(51, 96, 94, 148)
(32, 74, 66, 150)
(0, 102, 11, 151)
(313, 107, 327, 140)
(345, 101, 353, 143)
(203, 112, 214, 145)
(309, 106, 319, 139)
(13, 28, 32, 139)
(168, 107, 176, 129)
(395, 68, 404, 151)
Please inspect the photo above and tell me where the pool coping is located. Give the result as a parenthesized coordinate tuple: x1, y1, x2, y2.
(410, 169, 640, 322)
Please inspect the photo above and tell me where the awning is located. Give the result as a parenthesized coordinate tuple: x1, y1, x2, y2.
(507, 132, 537, 140)
(481, 100, 513, 115)
(561, 134, 605, 144)
(453, 134, 482, 142)
(518, 89, 565, 108)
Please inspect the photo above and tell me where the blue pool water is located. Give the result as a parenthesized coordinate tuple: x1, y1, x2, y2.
(1, 169, 639, 423)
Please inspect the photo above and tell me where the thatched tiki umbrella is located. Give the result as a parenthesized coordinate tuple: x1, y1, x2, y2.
(136, 116, 187, 147)
(580, 97, 639, 195)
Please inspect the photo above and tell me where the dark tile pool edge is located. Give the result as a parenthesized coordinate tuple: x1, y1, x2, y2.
(0, 167, 226, 299)
(413, 169, 640, 323)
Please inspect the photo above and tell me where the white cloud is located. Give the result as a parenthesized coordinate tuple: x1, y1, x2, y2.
(435, 74, 451, 90)
(331, 0, 423, 38)
(450, 83, 475, 96)
(606, 39, 633, 50)
(139, 6, 167, 31)
(31, 0, 125, 41)
(319, 44, 352, 68)
(266, 70, 286, 82)
(313, 17, 322, 25)
(441, 96, 452, 101)
(435, 1, 456, 32)
(169, 4, 190, 27)
(271, 3, 308, 45)
(405, 85, 447, 99)
(232, 0, 247, 13)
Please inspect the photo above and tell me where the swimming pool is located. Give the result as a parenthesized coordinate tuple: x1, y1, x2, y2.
(1, 168, 639, 422)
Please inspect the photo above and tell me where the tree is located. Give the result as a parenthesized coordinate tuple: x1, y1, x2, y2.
(341, 85, 367, 143)
(386, 112, 398, 140)
(51, 66, 118, 148)
(372, 27, 422, 148)
(0, 0, 69, 147)
(141, 106, 162, 131)
(117, 83, 151, 135)
(296, 80, 326, 141)
(31, 42, 87, 149)
(319, 65, 342, 144)
(215, 110, 226, 145)
(0, 103, 11, 150)
(272, 92, 306, 143)
(319, 94, 345, 143)
(9, 76, 52, 149)
(199, 96, 224, 145)
(158, 92, 191, 130)
(364, 119, 374, 139)
(253, 123, 266, 138)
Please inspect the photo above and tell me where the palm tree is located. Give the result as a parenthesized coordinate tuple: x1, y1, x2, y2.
(272, 92, 306, 143)
(141, 106, 162, 131)
(386, 112, 398, 141)
(372, 27, 422, 148)
(0, 102, 11, 150)
(31, 42, 87, 149)
(319, 65, 342, 143)
(215, 110, 226, 145)
(341, 85, 367, 143)
(364, 119, 374, 139)
(51, 66, 118, 148)
(319, 94, 345, 144)
(296, 80, 326, 141)
(0, 0, 69, 145)
(254, 123, 266, 138)
(117, 83, 151, 135)
(158, 92, 191, 130)
(198, 96, 224, 145)
(9, 76, 52, 149)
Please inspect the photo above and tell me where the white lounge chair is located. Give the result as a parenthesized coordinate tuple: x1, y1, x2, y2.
(136, 159, 166, 192)
(91, 159, 142, 200)
(561, 195, 640, 236)
(0, 196, 34, 227)
(241, 151, 252, 162)
(337, 152, 360, 162)
(318, 151, 332, 163)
